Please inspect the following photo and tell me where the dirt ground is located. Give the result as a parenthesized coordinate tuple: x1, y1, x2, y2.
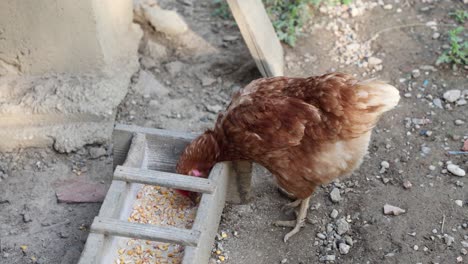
(1, 0, 467, 263)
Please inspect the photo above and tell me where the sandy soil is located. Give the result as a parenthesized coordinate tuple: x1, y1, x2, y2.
(1, 0, 467, 263)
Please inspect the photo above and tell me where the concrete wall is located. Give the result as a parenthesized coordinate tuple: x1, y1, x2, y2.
(0, 0, 140, 75)
(0, 0, 142, 152)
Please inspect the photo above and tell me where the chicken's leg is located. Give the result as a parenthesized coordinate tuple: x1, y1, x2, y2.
(274, 196, 311, 242)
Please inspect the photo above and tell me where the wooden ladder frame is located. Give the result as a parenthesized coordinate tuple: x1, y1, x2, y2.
(78, 124, 252, 264)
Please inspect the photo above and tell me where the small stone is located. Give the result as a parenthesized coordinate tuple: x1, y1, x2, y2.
(457, 99, 467, 106)
(133, 70, 169, 97)
(455, 120, 465, 126)
(432, 229, 438, 234)
(165, 61, 185, 77)
(201, 76, 217, 86)
(461, 248, 468, 255)
(317, 233, 326, 240)
(368, 57, 382, 66)
(88, 146, 107, 159)
(223, 35, 239, 42)
(444, 234, 455, 246)
(461, 241, 468, 248)
(145, 41, 168, 61)
(443, 90, 461, 102)
(383, 204, 406, 215)
(413, 245, 419, 251)
(433, 98, 443, 109)
(432, 32, 440, 39)
(339, 243, 350, 255)
(412, 69, 421, 78)
(429, 165, 436, 171)
(403, 180, 412, 189)
(383, 4, 393, 10)
(457, 256, 463, 263)
(330, 209, 339, 219)
(455, 200, 463, 207)
(330, 188, 342, 203)
(60, 230, 70, 238)
(336, 218, 350, 235)
(205, 104, 223, 114)
(281, 258, 288, 264)
(344, 235, 353, 246)
(404, 93, 412, 98)
(447, 164, 466, 177)
(320, 255, 336, 262)
(22, 212, 32, 223)
(143, 6, 188, 35)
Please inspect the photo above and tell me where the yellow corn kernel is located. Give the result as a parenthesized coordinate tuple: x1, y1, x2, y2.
(219, 256, 225, 261)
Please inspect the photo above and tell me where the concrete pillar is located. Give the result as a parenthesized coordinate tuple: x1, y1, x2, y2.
(0, 0, 142, 152)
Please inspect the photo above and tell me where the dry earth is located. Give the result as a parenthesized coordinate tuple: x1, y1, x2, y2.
(1, 0, 467, 264)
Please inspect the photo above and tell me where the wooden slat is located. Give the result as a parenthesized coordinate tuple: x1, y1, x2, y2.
(91, 217, 200, 246)
(77, 233, 105, 264)
(182, 162, 230, 264)
(227, 0, 284, 77)
(114, 166, 215, 194)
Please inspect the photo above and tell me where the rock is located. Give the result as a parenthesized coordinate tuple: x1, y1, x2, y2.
(462, 248, 468, 255)
(134, 71, 170, 97)
(280, 258, 288, 264)
(383, 204, 406, 215)
(0, 171, 8, 180)
(56, 180, 107, 203)
(330, 209, 339, 219)
(142, 6, 188, 35)
(403, 180, 412, 189)
(420, 65, 437, 71)
(22, 212, 32, 223)
(201, 76, 217, 87)
(88, 146, 107, 159)
(462, 241, 468, 248)
(336, 218, 350, 235)
(339, 243, 350, 254)
(455, 119, 465, 126)
(330, 188, 342, 203)
(447, 164, 466, 177)
(344, 235, 353, 246)
(223, 35, 239, 42)
(317, 233, 326, 240)
(455, 200, 463, 207)
(368, 57, 382, 66)
(411, 69, 421, 78)
(457, 99, 467, 106)
(59, 230, 70, 238)
(165, 61, 185, 77)
(433, 98, 443, 108)
(443, 90, 461, 102)
(205, 104, 223, 114)
(444, 234, 455, 246)
(145, 41, 168, 61)
(319, 255, 336, 262)
(421, 146, 431, 155)
(432, 32, 440, 39)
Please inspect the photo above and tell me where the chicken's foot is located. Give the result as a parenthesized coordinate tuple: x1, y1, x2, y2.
(274, 196, 311, 242)
(281, 199, 302, 211)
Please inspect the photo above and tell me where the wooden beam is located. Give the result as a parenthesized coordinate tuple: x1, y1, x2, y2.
(182, 162, 230, 264)
(91, 217, 200, 247)
(226, 0, 284, 77)
(114, 166, 215, 194)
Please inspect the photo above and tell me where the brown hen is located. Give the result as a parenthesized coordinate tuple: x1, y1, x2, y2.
(176, 72, 400, 241)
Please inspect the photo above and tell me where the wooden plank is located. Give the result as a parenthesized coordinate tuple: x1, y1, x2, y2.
(80, 132, 148, 264)
(182, 162, 230, 264)
(227, 0, 284, 77)
(113, 124, 199, 172)
(77, 233, 105, 264)
(114, 166, 215, 194)
(91, 217, 200, 247)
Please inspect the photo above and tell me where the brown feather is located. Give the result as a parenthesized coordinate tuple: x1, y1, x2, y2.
(176, 73, 400, 199)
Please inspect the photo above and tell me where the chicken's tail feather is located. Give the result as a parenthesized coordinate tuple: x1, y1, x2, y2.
(354, 80, 400, 114)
